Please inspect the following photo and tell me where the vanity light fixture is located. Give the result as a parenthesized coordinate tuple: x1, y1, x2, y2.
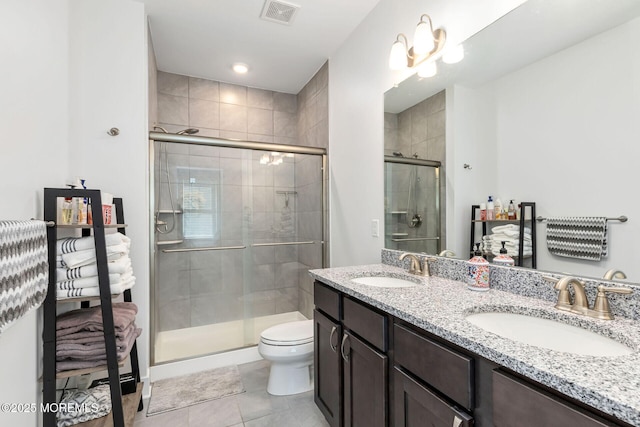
(232, 63, 249, 74)
(388, 14, 446, 75)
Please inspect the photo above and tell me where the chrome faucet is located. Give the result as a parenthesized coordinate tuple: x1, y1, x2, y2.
(399, 253, 431, 276)
(548, 275, 632, 320)
(603, 269, 627, 280)
(438, 249, 456, 257)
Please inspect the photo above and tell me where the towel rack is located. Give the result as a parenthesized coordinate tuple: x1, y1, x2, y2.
(536, 216, 628, 223)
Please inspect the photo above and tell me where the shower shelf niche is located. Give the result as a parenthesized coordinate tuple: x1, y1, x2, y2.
(391, 210, 408, 214)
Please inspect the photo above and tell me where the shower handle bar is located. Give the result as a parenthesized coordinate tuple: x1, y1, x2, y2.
(251, 241, 317, 247)
(391, 237, 440, 242)
(162, 245, 246, 253)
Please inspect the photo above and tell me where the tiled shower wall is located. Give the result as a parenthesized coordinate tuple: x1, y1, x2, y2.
(153, 63, 328, 328)
(384, 90, 447, 253)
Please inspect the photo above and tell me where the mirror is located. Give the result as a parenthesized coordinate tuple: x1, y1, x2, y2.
(384, 0, 640, 283)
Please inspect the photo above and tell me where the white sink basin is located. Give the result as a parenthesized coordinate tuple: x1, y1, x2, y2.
(466, 312, 633, 357)
(351, 276, 418, 288)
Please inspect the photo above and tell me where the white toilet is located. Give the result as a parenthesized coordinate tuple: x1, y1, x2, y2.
(258, 319, 314, 396)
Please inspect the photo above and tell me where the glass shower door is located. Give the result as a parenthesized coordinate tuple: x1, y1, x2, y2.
(384, 159, 441, 254)
(152, 139, 324, 365)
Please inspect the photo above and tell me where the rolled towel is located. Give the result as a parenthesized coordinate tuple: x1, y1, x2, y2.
(58, 244, 129, 269)
(57, 256, 131, 281)
(56, 232, 130, 255)
(56, 277, 135, 300)
(56, 302, 138, 337)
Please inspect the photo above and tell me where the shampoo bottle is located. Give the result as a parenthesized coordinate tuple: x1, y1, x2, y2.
(480, 203, 487, 220)
(507, 200, 516, 220)
(495, 198, 503, 220)
(487, 196, 495, 220)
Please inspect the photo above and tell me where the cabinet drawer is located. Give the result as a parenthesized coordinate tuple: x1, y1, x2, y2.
(394, 323, 474, 410)
(343, 296, 387, 352)
(493, 370, 617, 427)
(314, 281, 341, 321)
(394, 367, 473, 427)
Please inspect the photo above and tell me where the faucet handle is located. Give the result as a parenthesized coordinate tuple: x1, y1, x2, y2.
(592, 285, 633, 320)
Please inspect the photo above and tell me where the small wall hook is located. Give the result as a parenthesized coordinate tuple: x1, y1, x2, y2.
(463, 163, 472, 170)
(107, 127, 120, 136)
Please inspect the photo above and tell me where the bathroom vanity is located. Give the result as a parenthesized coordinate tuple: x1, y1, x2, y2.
(310, 260, 640, 427)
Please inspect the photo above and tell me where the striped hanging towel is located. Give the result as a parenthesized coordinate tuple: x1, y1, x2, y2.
(545, 217, 608, 261)
(0, 220, 49, 333)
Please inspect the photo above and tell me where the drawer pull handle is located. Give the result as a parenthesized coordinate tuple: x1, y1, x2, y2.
(329, 326, 338, 352)
(341, 333, 350, 362)
(452, 415, 463, 427)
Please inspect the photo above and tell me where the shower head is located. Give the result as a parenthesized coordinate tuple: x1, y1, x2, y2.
(177, 128, 200, 135)
(153, 126, 169, 133)
(392, 151, 404, 157)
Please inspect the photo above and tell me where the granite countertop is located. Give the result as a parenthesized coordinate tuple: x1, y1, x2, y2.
(309, 263, 640, 426)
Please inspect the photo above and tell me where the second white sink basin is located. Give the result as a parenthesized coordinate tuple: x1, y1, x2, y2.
(466, 312, 633, 357)
(351, 276, 419, 288)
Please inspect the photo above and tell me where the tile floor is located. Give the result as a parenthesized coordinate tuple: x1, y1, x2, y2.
(133, 360, 329, 427)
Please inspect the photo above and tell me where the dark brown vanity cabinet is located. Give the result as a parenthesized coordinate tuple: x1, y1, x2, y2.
(314, 281, 389, 427)
(313, 280, 632, 427)
(493, 370, 625, 427)
(393, 322, 475, 427)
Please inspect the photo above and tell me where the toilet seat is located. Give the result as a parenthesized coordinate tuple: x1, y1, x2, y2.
(260, 320, 313, 346)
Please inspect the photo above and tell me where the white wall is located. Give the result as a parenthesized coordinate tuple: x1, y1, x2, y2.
(68, 0, 150, 390)
(449, 16, 640, 278)
(328, 0, 526, 266)
(0, 1, 69, 426)
(0, 2, 148, 425)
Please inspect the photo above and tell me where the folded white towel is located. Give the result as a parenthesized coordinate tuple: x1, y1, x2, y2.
(58, 244, 129, 269)
(56, 233, 130, 255)
(57, 256, 131, 282)
(56, 277, 136, 300)
(491, 224, 532, 234)
(57, 274, 123, 290)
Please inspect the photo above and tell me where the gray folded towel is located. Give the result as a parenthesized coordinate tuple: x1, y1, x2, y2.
(56, 302, 138, 337)
(57, 326, 141, 361)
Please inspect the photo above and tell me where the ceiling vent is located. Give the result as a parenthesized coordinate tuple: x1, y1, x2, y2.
(260, 0, 300, 25)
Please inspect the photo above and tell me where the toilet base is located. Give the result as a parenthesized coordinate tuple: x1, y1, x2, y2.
(267, 362, 313, 396)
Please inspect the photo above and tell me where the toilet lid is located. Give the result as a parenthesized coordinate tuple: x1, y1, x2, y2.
(261, 320, 313, 346)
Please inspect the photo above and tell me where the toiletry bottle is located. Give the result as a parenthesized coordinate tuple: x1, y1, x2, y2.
(507, 200, 516, 220)
(495, 198, 503, 220)
(493, 241, 515, 266)
(487, 196, 495, 220)
(61, 198, 73, 225)
(480, 203, 487, 220)
(467, 243, 490, 291)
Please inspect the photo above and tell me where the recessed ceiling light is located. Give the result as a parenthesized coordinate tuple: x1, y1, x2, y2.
(232, 63, 249, 74)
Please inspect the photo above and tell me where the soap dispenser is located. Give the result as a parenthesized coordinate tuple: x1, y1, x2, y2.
(467, 243, 490, 291)
(493, 241, 515, 267)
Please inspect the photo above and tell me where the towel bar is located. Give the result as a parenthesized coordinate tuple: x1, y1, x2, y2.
(536, 216, 628, 223)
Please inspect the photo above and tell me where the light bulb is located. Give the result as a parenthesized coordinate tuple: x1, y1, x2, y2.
(232, 63, 249, 74)
(417, 61, 437, 78)
(442, 44, 464, 64)
(389, 39, 408, 70)
(413, 21, 435, 55)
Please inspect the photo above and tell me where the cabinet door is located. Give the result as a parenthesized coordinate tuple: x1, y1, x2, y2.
(493, 370, 618, 427)
(394, 367, 473, 427)
(314, 309, 342, 427)
(342, 331, 388, 427)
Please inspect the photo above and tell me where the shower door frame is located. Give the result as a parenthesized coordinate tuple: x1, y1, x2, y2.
(148, 131, 327, 366)
(384, 155, 442, 254)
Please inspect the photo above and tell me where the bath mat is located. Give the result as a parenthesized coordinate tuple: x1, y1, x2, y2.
(147, 365, 245, 415)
